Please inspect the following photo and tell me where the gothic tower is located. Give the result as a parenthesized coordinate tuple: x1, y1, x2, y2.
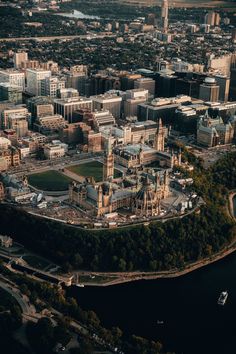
(103, 140, 114, 181)
(162, 170, 169, 198)
(97, 184, 103, 216)
(154, 118, 165, 151)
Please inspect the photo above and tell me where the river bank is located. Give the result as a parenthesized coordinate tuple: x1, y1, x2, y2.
(74, 240, 236, 287)
(73, 193, 236, 287)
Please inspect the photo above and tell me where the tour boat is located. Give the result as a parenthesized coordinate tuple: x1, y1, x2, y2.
(76, 283, 85, 288)
(218, 291, 228, 305)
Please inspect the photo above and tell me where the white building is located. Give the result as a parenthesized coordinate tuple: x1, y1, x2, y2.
(0, 137, 11, 150)
(44, 141, 68, 159)
(0, 70, 25, 90)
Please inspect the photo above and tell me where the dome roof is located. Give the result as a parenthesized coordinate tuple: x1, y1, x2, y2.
(136, 176, 156, 202)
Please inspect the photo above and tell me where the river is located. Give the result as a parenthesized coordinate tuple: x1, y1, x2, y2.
(57, 10, 100, 20)
(69, 198, 236, 354)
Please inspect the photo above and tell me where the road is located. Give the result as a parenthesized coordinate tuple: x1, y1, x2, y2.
(0, 34, 116, 42)
(0, 279, 30, 315)
(9, 152, 103, 177)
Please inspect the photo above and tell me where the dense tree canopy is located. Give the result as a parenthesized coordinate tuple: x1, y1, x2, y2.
(0, 152, 235, 273)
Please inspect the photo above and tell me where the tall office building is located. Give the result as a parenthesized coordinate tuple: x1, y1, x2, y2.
(199, 77, 219, 102)
(27, 96, 54, 125)
(54, 97, 93, 123)
(64, 65, 88, 96)
(8, 115, 28, 138)
(13, 52, 28, 69)
(123, 89, 148, 118)
(214, 75, 230, 102)
(134, 78, 155, 97)
(161, 0, 168, 33)
(92, 94, 122, 119)
(214, 13, 221, 26)
(205, 11, 220, 27)
(205, 11, 216, 26)
(26, 69, 51, 96)
(41, 77, 66, 98)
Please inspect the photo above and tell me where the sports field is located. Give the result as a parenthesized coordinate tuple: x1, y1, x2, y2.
(67, 161, 122, 182)
(28, 170, 72, 191)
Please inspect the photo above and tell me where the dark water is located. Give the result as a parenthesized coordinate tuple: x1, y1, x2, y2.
(69, 197, 236, 354)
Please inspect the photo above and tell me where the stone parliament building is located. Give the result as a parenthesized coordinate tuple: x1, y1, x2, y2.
(69, 122, 176, 218)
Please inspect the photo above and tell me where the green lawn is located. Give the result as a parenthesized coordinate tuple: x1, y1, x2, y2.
(67, 161, 122, 182)
(28, 170, 71, 191)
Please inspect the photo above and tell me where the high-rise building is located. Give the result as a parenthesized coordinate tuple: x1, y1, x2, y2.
(161, 0, 168, 33)
(214, 75, 230, 102)
(26, 69, 51, 96)
(0, 70, 25, 90)
(41, 77, 66, 98)
(214, 13, 221, 26)
(205, 11, 220, 26)
(199, 77, 219, 102)
(134, 78, 155, 97)
(92, 94, 122, 119)
(0, 83, 22, 104)
(64, 65, 88, 95)
(54, 97, 93, 123)
(27, 96, 54, 125)
(8, 115, 28, 138)
(13, 52, 28, 69)
(205, 11, 216, 26)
